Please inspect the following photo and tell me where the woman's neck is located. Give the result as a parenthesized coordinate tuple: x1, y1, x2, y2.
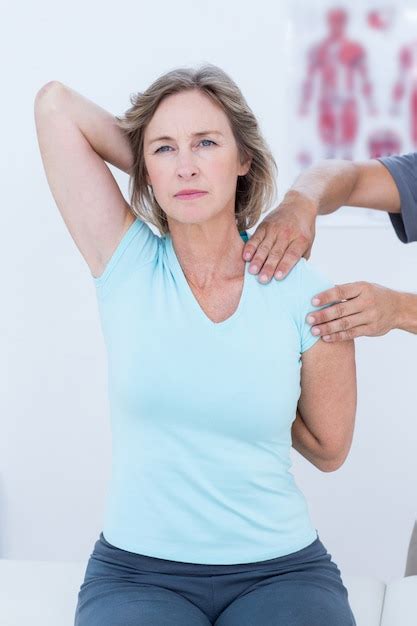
(167, 219, 246, 290)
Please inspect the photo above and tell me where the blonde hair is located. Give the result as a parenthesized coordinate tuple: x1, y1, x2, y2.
(115, 63, 278, 235)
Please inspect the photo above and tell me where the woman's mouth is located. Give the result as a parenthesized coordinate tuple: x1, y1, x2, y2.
(175, 192, 208, 200)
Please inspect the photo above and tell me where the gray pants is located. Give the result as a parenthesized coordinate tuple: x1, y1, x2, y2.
(74, 531, 356, 625)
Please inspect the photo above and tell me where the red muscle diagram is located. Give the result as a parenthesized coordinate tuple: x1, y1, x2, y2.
(367, 128, 402, 159)
(298, 8, 377, 159)
(391, 40, 417, 147)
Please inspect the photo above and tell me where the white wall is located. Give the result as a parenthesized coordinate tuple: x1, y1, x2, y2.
(1, 0, 416, 585)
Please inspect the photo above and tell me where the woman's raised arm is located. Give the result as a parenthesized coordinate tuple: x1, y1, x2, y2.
(34, 81, 135, 278)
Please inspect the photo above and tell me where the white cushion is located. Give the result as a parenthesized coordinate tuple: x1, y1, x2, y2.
(0, 559, 85, 626)
(343, 575, 386, 626)
(380, 576, 417, 626)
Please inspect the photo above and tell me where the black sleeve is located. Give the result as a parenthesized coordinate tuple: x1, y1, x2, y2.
(377, 152, 417, 243)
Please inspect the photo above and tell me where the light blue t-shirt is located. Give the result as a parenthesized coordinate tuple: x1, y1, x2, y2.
(92, 217, 335, 565)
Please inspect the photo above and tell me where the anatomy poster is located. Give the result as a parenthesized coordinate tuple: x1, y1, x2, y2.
(286, 1, 417, 225)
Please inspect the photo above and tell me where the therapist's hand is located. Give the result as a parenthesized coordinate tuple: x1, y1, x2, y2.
(306, 282, 399, 342)
(242, 191, 317, 282)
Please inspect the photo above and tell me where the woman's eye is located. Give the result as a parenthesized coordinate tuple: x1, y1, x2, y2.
(200, 139, 216, 147)
(154, 139, 216, 154)
(155, 145, 171, 153)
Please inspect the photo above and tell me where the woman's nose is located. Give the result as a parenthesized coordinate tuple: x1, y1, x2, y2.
(175, 162, 199, 178)
(174, 149, 200, 176)
(176, 168, 198, 178)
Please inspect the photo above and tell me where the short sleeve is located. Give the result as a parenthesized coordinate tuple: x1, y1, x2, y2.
(92, 217, 160, 297)
(296, 257, 337, 354)
(377, 153, 417, 244)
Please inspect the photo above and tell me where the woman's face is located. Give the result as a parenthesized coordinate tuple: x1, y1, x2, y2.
(143, 89, 251, 229)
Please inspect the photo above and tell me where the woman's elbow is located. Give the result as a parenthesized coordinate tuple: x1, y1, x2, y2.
(318, 442, 353, 472)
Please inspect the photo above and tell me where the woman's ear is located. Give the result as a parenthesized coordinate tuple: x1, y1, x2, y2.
(239, 156, 252, 176)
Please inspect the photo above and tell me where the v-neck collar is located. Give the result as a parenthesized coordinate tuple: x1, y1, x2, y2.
(164, 231, 251, 330)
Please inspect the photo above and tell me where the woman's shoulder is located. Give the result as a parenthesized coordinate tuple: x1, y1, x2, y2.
(292, 257, 334, 289)
(274, 257, 336, 311)
(274, 257, 332, 290)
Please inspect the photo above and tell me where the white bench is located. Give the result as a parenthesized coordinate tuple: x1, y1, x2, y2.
(0, 559, 416, 625)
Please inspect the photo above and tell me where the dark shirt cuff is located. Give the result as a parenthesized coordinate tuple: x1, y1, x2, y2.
(377, 155, 417, 243)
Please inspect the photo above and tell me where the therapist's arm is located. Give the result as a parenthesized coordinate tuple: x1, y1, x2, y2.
(243, 159, 401, 282)
(397, 291, 417, 334)
(304, 158, 401, 213)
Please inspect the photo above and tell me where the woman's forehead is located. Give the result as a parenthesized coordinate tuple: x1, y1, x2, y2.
(146, 92, 229, 138)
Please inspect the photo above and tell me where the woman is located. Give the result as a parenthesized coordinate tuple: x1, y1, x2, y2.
(34, 64, 357, 625)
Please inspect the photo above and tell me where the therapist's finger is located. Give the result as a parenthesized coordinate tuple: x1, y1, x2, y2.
(258, 240, 307, 283)
(309, 282, 361, 307)
(244, 222, 294, 276)
(242, 224, 267, 262)
(306, 298, 362, 335)
(272, 239, 310, 281)
(243, 225, 284, 274)
(321, 324, 369, 342)
(304, 243, 313, 260)
(312, 311, 367, 341)
(248, 237, 282, 278)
